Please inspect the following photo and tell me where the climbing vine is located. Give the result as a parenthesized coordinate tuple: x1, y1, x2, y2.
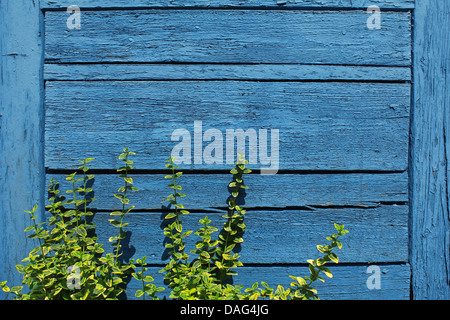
(1, 148, 348, 300)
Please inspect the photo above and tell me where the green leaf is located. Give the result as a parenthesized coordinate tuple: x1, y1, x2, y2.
(307, 259, 317, 267)
(165, 212, 177, 220)
(109, 236, 119, 242)
(192, 260, 202, 269)
(30, 247, 41, 255)
(224, 244, 236, 253)
(125, 205, 135, 213)
(221, 253, 234, 260)
(321, 267, 333, 278)
(296, 276, 307, 286)
(201, 251, 210, 259)
(261, 281, 271, 290)
(308, 287, 318, 294)
(124, 177, 133, 184)
(95, 246, 105, 254)
(24, 226, 34, 232)
(63, 210, 77, 217)
(113, 193, 124, 200)
(109, 219, 122, 227)
(181, 231, 193, 238)
(328, 253, 339, 264)
(132, 273, 143, 281)
(1, 283, 10, 293)
(317, 245, 331, 254)
(135, 290, 144, 298)
(289, 276, 308, 286)
(10, 287, 22, 295)
(31, 204, 38, 213)
(233, 237, 244, 244)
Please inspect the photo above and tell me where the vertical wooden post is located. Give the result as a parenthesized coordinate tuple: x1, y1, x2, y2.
(411, 0, 450, 299)
(0, 0, 44, 295)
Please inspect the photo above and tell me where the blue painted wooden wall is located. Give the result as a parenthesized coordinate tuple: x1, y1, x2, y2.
(0, 0, 449, 300)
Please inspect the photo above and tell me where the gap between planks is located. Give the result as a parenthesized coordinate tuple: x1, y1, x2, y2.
(42, 7, 414, 12)
(44, 64, 411, 82)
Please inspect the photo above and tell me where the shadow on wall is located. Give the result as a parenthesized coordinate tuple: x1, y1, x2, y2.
(158, 173, 248, 285)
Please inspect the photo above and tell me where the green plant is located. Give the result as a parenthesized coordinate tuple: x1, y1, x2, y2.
(0, 148, 163, 300)
(1, 149, 348, 300)
(157, 155, 349, 300)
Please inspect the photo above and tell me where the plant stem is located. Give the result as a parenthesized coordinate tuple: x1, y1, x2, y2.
(141, 265, 146, 301)
(115, 162, 128, 267)
(72, 180, 81, 246)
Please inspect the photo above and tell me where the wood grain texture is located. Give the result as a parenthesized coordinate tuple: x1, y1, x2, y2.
(47, 172, 408, 210)
(411, 0, 450, 300)
(44, 64, 411, 81)
(41, 0, 415, 10)
(0, 0, 44, 297)
(38, 0, 414, 300)
(45, 81, 410, 171)
(44, 10, 411, 66)
(45, 205, 408, 264)
(124, 264, 411, 300)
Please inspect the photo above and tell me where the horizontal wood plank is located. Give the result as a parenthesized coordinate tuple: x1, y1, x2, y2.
(124, 264, 411, 300)
(44, 64, 411, 81)
(45, 81, 410, 171)
(41, 0, 414, 10)
(47, 172, 408, 210)
(46, 205, 408, 263)
(45, 10, 411, 65)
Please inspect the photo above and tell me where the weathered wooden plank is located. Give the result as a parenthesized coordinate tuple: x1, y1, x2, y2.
(124, 264, 411, 300)
(0, 0, 44, 298)
(45, 10, 411, 66)
(45, 81, 410, 171)
(47, 172, 408, 210)
(46, 205, 408, 264)
(41, 0, 415, 10)
(411, 0, 450, 300)
(44, 64, 411, 81)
